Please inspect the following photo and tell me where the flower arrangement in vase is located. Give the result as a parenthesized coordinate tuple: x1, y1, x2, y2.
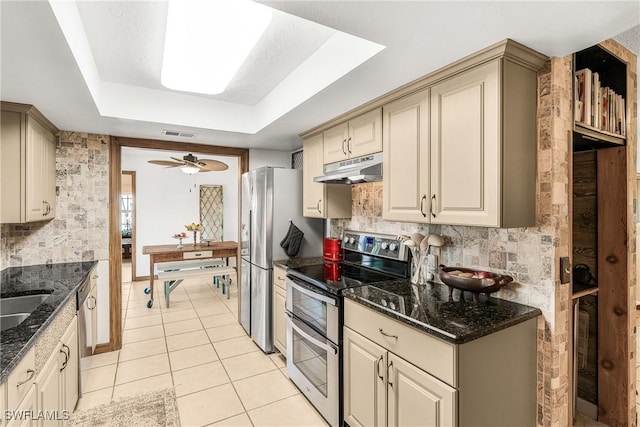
(185, 223, 204, 245)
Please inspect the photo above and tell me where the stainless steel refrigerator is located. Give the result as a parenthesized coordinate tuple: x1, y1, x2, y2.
(240, 167, 323, 353)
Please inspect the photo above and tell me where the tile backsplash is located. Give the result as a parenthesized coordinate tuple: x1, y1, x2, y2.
(331, 183, 555, 316)
(1, 132, 110, 268)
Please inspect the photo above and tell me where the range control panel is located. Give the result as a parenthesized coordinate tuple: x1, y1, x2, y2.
(342, 231, 408, 261)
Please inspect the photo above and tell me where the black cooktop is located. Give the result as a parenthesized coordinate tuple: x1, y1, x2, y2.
(286, 261, 399, 295)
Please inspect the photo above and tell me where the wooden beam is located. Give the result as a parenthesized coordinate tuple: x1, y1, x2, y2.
(597, 146, 628, 427)
(109, 139, 123, 351)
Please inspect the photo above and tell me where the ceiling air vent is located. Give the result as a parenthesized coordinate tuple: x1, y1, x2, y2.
(162, 129, 197, 138)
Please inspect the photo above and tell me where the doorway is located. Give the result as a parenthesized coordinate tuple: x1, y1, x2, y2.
(121, 171, 136, 282)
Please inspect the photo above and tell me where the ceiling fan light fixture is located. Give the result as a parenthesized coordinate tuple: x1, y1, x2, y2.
(161, 0, 272, 95)
(180, 165, 200, 175)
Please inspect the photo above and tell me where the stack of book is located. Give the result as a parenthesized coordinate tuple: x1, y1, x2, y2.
(574, 68, 626, 137)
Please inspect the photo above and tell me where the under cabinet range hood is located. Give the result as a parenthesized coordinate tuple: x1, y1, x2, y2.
(313, 152, 383, 184)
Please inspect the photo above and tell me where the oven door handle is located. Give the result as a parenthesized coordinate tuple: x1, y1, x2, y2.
(288, 279, 337, 306)
(286, 312, 338, 355)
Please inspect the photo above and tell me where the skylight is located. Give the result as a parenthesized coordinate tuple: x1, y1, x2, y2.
(161, 0, 272, 95)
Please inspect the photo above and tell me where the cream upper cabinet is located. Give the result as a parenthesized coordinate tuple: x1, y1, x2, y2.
(323, 109, 382, 164)
(430, 58, 538, 227)
(382, 89, 430, 222)
(384, 55, 539, 227)
(1, 102, 58, 224)
(430, 61, 500, 227)
(302, 134, 352, 219)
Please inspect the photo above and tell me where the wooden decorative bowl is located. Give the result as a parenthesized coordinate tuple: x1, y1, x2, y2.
(438, 265, 513, 301)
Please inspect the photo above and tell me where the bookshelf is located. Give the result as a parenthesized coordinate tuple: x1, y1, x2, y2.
(573, 45, 627, 150)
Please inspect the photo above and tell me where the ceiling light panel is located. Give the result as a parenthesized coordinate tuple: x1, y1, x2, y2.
(161, 0, 272, 95)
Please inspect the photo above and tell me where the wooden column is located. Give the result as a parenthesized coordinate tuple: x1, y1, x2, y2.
(597, 146, 628, 426)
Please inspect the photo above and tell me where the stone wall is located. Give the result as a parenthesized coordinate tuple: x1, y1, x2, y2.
(1, 132, 110, 267)
(331, 57, 575, 426)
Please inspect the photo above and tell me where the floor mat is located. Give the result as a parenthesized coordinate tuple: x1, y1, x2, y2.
(66, 388, 179, 427)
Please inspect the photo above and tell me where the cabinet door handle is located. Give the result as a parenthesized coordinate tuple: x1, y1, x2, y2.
(60, 344, 70, 371)
(342, 139, 347, 155)
(316, 199, 322, 213)
(420, 195, 427, 218)
(347, 137, 352, 154)
(388, 361, 394, 388)
(88, 295, 97, 310)
(16, 369, 35, 387)
(376, 355, 384, 381)
(430, 194, 436, 218)
(379, 328, 398, 340)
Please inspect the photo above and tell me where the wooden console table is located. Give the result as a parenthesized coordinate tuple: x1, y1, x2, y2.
(142, 241, 239, 308)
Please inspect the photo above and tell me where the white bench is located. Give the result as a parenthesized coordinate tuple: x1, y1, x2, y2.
(156, 259, 236, 307)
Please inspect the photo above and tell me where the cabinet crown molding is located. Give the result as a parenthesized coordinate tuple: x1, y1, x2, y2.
(300, 38, 548, 140)
(1, 101, 60, 135)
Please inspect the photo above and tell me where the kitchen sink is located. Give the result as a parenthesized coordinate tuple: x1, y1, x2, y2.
(0, 294, 51, 316)
(0, 313, 31, 331)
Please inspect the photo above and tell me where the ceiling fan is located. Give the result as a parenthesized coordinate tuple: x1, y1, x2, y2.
(148, 153, 228, 175)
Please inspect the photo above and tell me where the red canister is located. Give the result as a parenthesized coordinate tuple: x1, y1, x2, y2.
(323, 237, 343, 261)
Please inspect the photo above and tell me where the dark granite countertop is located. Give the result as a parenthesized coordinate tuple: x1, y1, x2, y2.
(344, 280, 541, 345)
(273, 257, 324, 270)
(0, 261, 97, 383)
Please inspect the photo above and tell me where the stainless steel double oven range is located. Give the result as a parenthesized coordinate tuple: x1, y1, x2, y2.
(285, 231, 409, 426)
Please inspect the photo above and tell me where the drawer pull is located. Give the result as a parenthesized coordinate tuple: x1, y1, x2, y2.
(16, 369, 35, 387)
(376, 355, 384, 381)
(379, 328, 398, 340)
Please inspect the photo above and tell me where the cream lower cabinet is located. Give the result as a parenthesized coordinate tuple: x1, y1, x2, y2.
(343, 327, 456, 427)
(302, 134, 351, 219)
(272, 265, 287, 354)
(383, 41, 542, 227)
(1, 102, 58, 224)
(344, 299, 537, 426)
(3, 316, 78, 427)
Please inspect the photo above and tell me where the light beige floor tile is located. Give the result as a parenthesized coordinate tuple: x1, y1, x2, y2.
(177, 383, 245, 426)
(185, 288, 217, 297)
(126, 306, 161, 319)
(74, 388, 113, 411)
(163, 292, 191, 303)
(119, 337, 167, 362)
(172, 360, 230, 397)
(115, 353, 170, 385)
(160, 300, 194, 311)
(80, 350, 120, 371)
(169, 343, 219, 371)
(221, 351, 277, 381)
(206, 323, 247, 343)
(82, 364, 117, 393)
(166, 329, 210, 352)
(279, 367, 288, 377)
(124, 314, 162, 330)
(200, 312, 238, 329)
(112, 373, 173, 399)
(233, 370, 298, 410)
(269, 353, 286, 369)
(122, 324, 165, 344)
(211, 413, 253, 426)
(163, 318, 203, 336)
(196, 304, 232, 317)
(162, 308, 198, 324)
(191, 298, 229, 310)
(213, 336, 260, 360)
(248, 394, 329, 427)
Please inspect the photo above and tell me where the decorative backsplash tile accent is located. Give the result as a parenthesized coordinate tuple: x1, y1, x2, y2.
(1, 132, 110, 268)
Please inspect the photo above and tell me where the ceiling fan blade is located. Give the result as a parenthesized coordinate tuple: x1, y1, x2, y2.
(198, 159, 229, 171)
(169, 156, 187, 163)
(148, 160, 184, 167)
